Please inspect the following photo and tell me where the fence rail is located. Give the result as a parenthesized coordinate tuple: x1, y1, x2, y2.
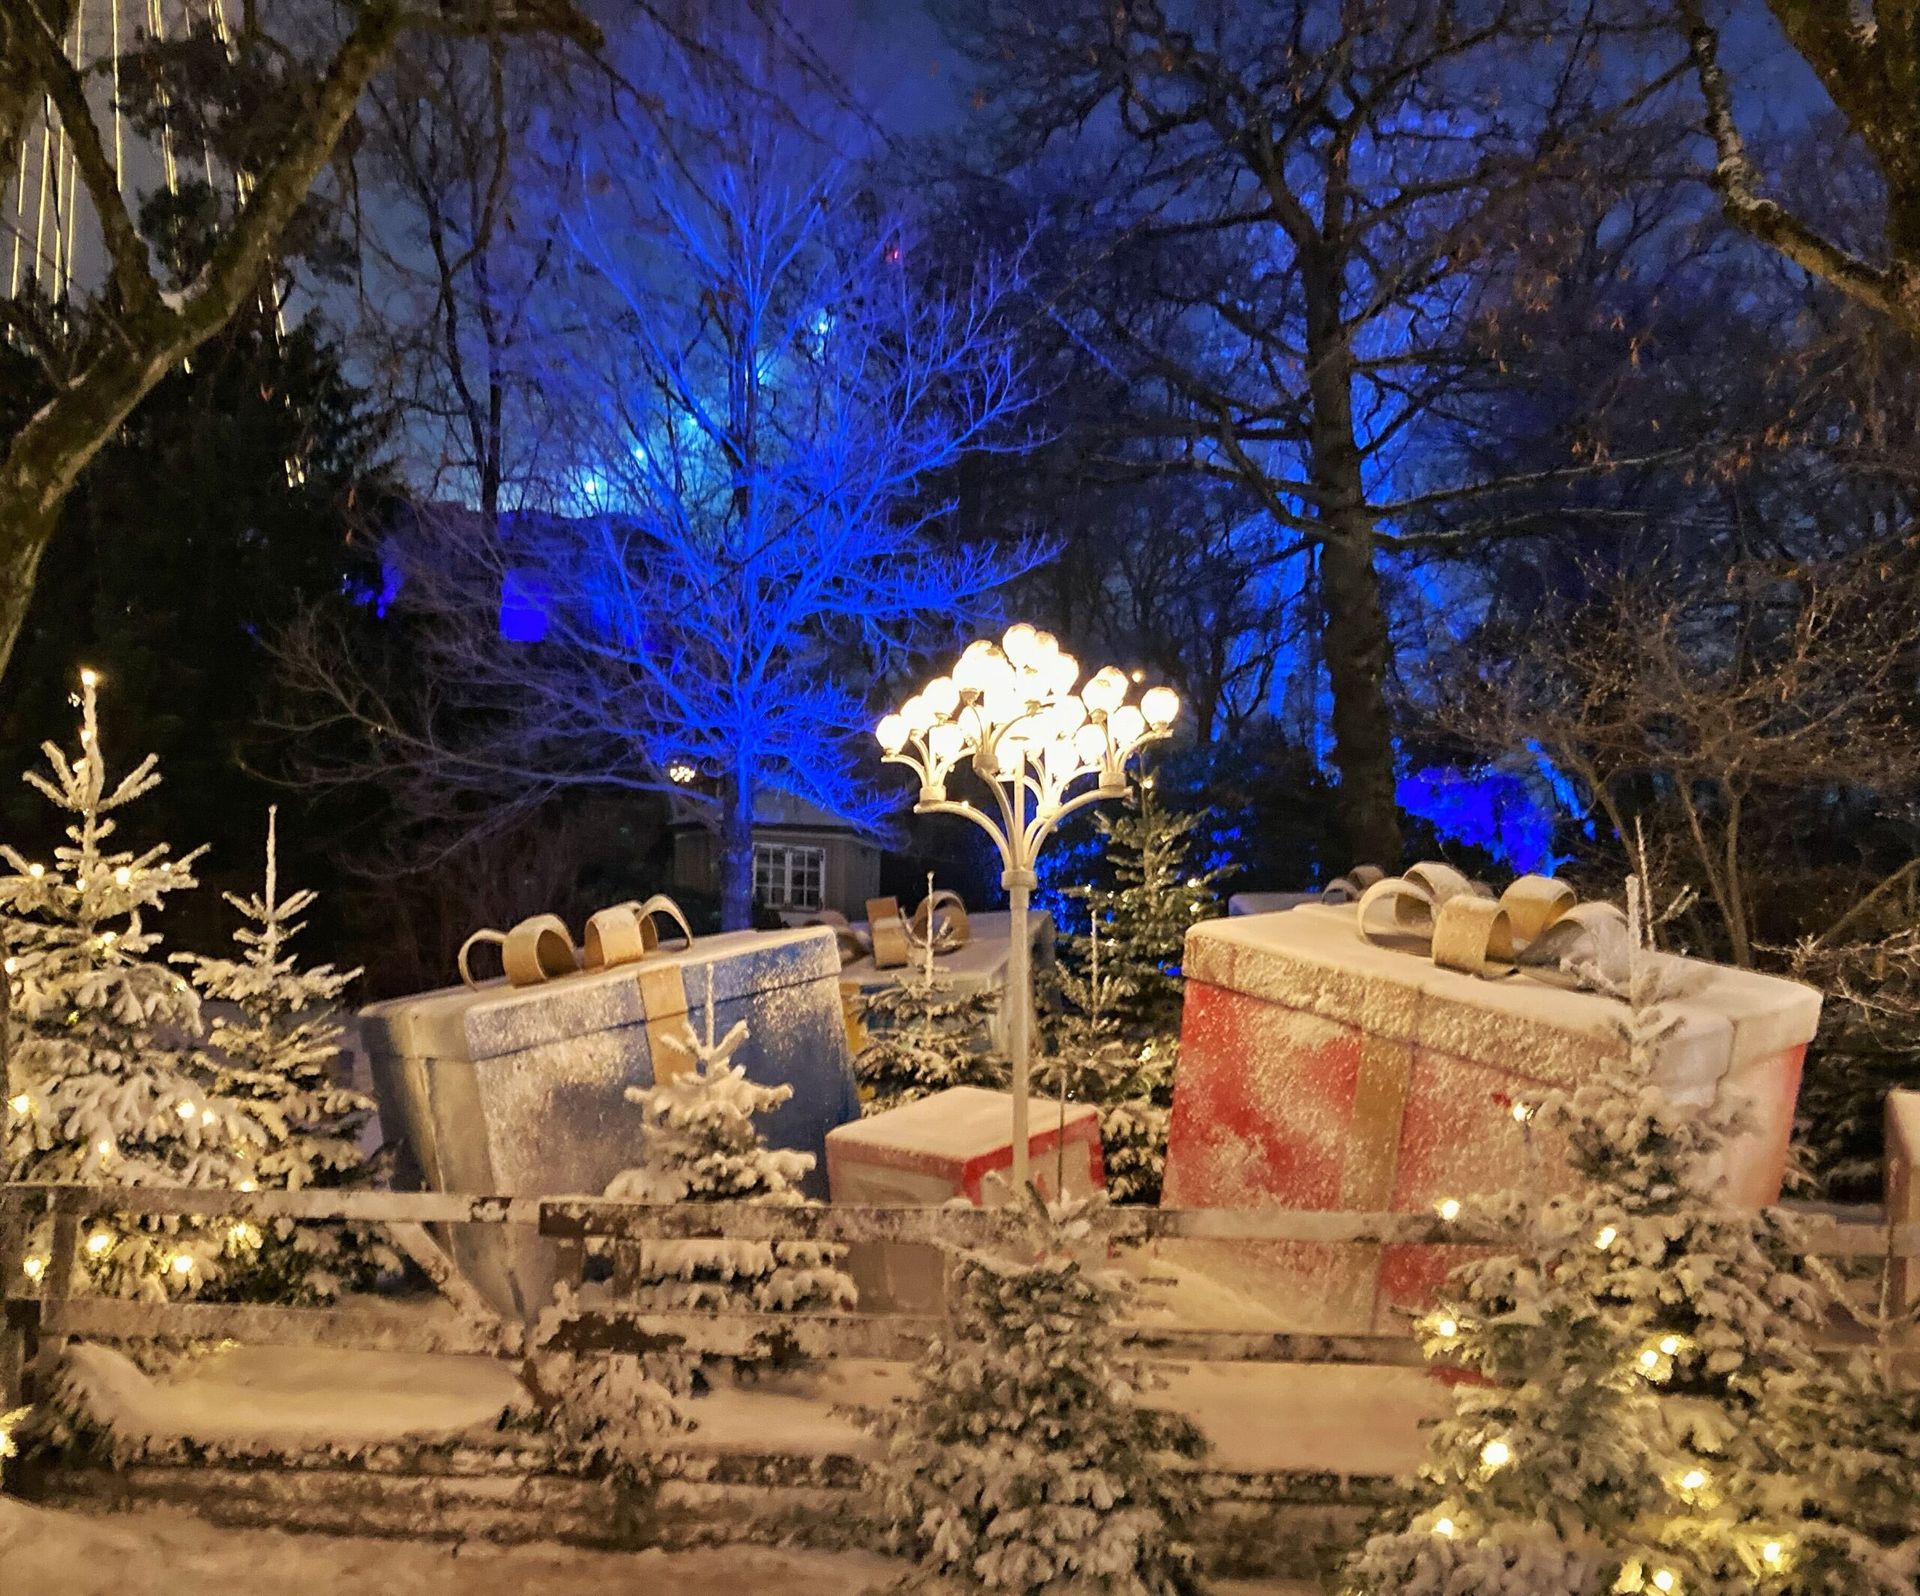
(2, 1180, 1913, 1409)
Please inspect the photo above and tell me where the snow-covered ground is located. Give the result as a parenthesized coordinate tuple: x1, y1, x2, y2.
(0, 1499, 1320, 1595)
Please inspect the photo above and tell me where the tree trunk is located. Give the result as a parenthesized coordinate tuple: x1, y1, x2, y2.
(1302, 248, 1401, 871)
(717, 767, 756, 931)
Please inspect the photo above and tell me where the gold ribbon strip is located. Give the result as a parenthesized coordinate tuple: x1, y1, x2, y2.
(457, 895, 694, 991)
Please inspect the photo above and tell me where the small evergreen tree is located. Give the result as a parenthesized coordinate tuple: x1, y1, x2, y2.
(1077, 777, 1228, 1035)
(176, 806, 394, 1303)
(854, 967, 1007, 1114)
(874, 1194, 1207, 1594)
(1, 670, 263, 1299)
(604, 969, 855, 1394)
(1344, 885, 1915, 1596)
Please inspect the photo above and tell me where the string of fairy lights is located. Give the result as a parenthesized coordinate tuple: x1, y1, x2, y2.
(5, 0, 239, 302)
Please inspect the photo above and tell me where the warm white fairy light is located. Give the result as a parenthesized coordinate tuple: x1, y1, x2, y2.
(236, 1178, 258, 1193)
(876, 623, 1178, 1191)
(1650, 1571, 1677, 1594)
(26, 863, 43, 879)
(79, 667, 99, 688)
(85, 1231, 112, 1257)
(1760, 1540, 1785, 1570)
(94, 1138, 114, 1160)
(168, 1254, 194, 1277)
(1436, 1197, 1462, 1222)
(1509, 1100, 1531, 1123)
(1657, 1334, 1684, 1357)
(113, 866, 131, 886)
(1434, 1316, 1458, 1338)
(1432, 1516, 1456, 1538)
(176, 1101, 198, 1120)
(1479, 1438, 1512, 1470)
(1595, 1225, 1618, 1250)
(227, 1222, 261, 1249)
(6, 1093, 28, 1116)
(199, 1109, 217, 1127)
(22, 1255, 46, 1281)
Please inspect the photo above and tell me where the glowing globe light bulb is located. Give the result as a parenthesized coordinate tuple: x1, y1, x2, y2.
(1081, 666, 1128, 716)
(927, 721, 965, 766)
(900, 694, 936, 735)
(1045, 650, 1080, 696)
(1108, 703, 1147, 748)
(1001, 622, 1040, 667)
(1073, 723, 1109, 765)
(923, 675, 960, 718)
(876, 714, 910, 755)
(1141, 684, 1180, 729)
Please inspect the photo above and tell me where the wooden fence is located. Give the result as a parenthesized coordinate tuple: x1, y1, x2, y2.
(5, 1175, 1918, 1411)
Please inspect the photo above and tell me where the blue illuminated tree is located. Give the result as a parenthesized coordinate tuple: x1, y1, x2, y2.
(288, 55, 1042, 926)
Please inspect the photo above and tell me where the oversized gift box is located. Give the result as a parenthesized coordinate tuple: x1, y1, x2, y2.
(1162, 890, 1821, 1331)
(826, 1086, 1104, 1312)
(362, 923, 859, 1317)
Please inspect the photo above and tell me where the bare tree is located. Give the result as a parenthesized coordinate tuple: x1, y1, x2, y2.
(1445, 556, 1920, 966)
(278, 65, 1042, 928)
(1681, 0, 1920, 340)
(0, 0, 600, 680)
(940, 0, 1681, 868)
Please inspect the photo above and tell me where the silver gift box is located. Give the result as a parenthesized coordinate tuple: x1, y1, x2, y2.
(359, 925, 857, 1317)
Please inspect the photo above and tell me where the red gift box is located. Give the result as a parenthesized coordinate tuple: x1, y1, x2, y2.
(1162, 904, 1821, 1331)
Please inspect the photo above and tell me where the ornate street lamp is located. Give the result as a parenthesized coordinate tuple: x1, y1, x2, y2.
(876, 623, 1179, 1193)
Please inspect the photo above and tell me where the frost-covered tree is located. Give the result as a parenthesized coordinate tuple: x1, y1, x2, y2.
(1073, 778, 1227, 1036)
(1033, 781, 1224, 1204)
(875, 1194, 1206, 1594)
(1344, 885, 1915, 1595)
(175, 806, 392, 1304)
(604, 973, 855, 1394)
(1, 669, 262, 1299)
(854, 968, 1007, 1114)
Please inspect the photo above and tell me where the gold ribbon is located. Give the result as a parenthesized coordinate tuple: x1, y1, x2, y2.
(1355, 862, 1626, 982)
(457, 894, 694, 990)
(809, 890, 974, 970)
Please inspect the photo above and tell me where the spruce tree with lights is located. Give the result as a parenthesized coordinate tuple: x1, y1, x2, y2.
(1344, 884, 1914, 1596)
(873, 1192, 1206, 1594)
(1, 669, 264, 1300)
(603, 971, 855, 1394)
(176, 806, 394, 1304)
(854, 967, 1007, 1113)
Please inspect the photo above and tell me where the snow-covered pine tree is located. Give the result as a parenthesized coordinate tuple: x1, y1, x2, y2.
(1, 669, 264, 1299)
(603, 967, 855, 1394)
(175, 806, 393, 1304)
(1076, 775, 1228, 1035)
(854, 967, 1007, 1113)
(873, 1192, 1206, 1594)
(1344, 884, 1911, 1596)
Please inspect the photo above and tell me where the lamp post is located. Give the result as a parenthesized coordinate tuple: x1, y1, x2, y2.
(876, 623, 1179, 1194)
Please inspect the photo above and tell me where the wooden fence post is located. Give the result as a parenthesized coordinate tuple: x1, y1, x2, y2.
(0, 1190, 31, 1407)
(1886, 1090, 1920, 1379)
(33, 1200, 80, 1384)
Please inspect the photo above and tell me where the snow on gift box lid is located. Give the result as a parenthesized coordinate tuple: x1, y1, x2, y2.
(827, 1085, 1100, 1173)
(360, 925, 843, 1063)
(1183, 903, 1821, 1094)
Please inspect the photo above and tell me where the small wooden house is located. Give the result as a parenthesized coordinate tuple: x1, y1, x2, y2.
(670, 788, 882, 920)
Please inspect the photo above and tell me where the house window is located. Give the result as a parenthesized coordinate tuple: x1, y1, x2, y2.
(753, 843, 825, 911)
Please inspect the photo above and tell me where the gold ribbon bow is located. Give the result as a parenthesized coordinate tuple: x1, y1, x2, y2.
(457, 894, 694, 990)
(1355, 862, 1627, 981)
(811, 890, 973, 970)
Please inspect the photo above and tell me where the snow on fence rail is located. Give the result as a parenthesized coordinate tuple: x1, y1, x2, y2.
(3, 1181, 1915, 1408)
